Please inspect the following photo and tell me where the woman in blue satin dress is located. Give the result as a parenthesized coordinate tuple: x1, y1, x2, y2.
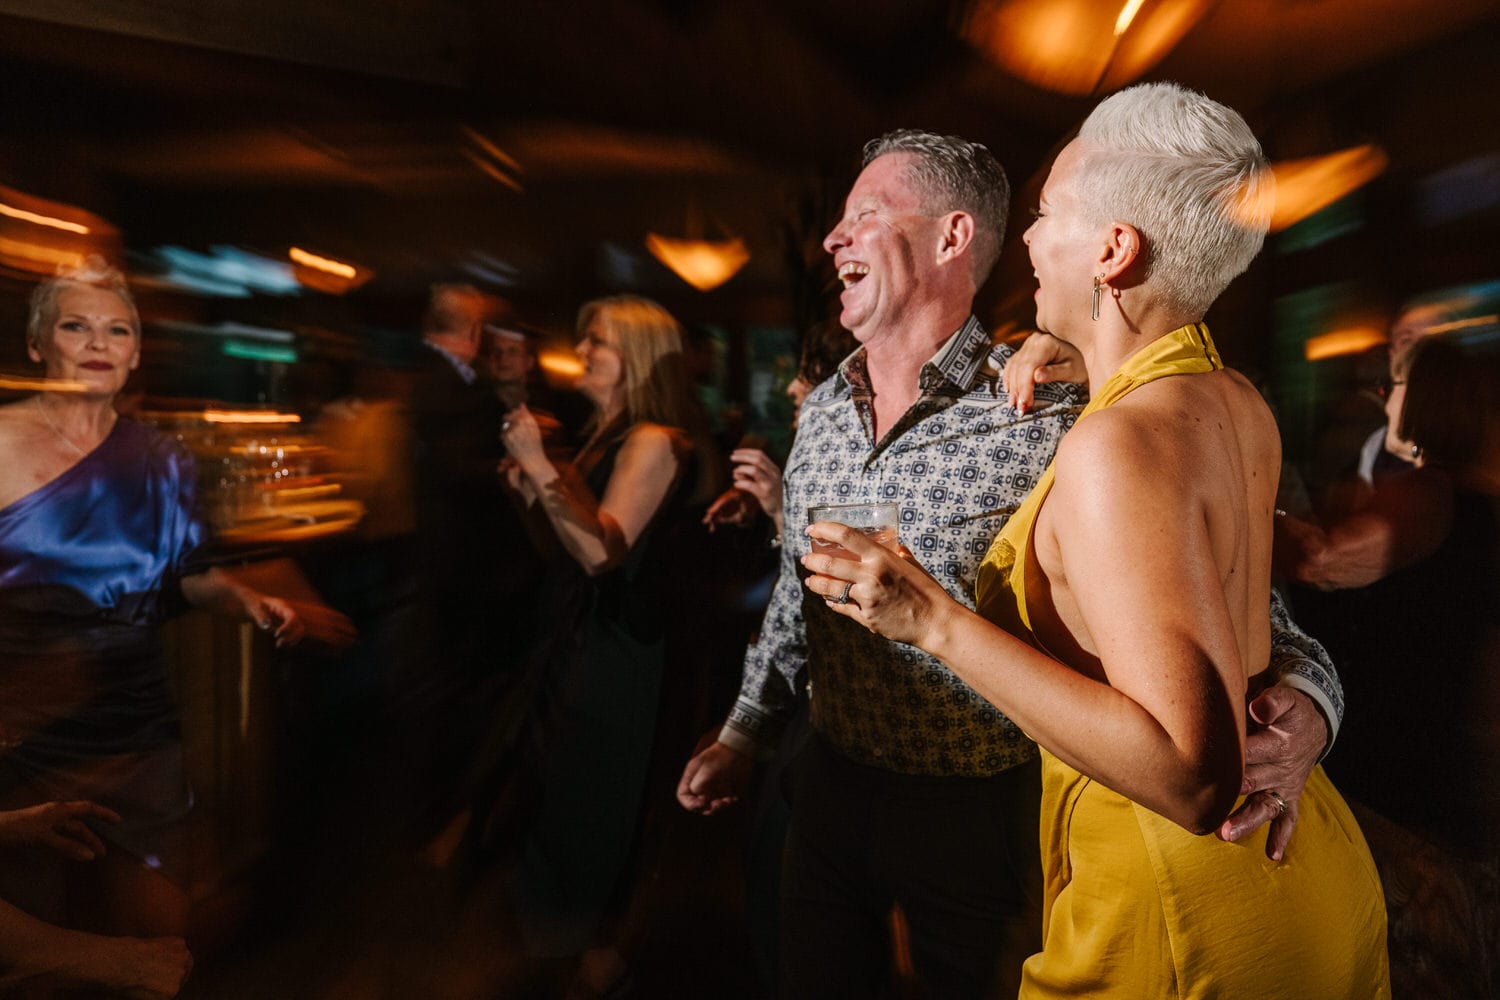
(0, 258, 349, 943)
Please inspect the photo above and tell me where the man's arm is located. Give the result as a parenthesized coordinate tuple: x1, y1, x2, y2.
(1266, 586, 1342, 748)
(1217, 588, 1344, 858)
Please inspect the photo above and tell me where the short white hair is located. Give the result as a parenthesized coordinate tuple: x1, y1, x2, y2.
(1075, 82, 1271, 316)
(27, 255, 140, 348)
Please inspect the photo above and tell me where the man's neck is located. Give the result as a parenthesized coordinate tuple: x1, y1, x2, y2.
(861, 304, 972, 439)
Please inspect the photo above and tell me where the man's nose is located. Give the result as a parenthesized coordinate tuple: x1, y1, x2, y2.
(822, 223, 847, 255)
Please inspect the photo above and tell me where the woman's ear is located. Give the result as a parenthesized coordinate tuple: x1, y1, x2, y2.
(1099, 223, 1143, 285)
(26, 340, 42, 364)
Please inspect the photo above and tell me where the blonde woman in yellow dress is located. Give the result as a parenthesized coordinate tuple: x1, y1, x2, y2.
(802, 83, 1390, 998)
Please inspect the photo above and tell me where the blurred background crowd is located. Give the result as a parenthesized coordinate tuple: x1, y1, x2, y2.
(0, 1, 1497, 998)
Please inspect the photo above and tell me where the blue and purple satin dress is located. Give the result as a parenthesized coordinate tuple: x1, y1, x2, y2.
(0, 417, 208, 879)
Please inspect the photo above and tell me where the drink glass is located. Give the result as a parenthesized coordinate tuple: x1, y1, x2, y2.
(806, 501, 900, 559)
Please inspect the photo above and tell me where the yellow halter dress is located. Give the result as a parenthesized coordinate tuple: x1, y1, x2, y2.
(975, 323, 1390, 999)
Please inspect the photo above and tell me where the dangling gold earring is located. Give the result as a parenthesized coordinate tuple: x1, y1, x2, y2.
(1091, 275, 1102, 321)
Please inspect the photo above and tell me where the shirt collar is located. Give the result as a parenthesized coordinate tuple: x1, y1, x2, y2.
(834, 314, 993, 398)
(423, 339, 477, 385)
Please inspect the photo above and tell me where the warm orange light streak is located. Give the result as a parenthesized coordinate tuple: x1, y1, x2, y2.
(1426, 314, 1499, 336)
(203, 410, 304, 425)
(1238, 145, 1389, 232)
(645, 233, 750, 292)
(0, 236, 85, 270)
(538, 351, 584, 380)
(1114, 0, 1147, 35)
(0, 202, 90, 234)
(462, 149, 525, 193)
(1305, 326, 1388, 361)
(960, 0, 1209, 96)
(462, 126, 525, 175)
(288, 247, 357, 279)
(0, 375, 88, 392)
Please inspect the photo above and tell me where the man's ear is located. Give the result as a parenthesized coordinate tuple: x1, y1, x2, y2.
(937, 211, 976, 264)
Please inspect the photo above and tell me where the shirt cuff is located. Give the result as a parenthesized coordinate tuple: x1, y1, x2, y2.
(718, 698, 783, 761)
(1276, 672, 1340, 760)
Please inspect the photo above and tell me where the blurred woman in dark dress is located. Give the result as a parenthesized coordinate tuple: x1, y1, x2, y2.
(499, 295, 714, 996)
(1278, 336, 1500, 996)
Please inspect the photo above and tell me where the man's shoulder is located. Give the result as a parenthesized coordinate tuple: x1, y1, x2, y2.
(984, 340, 1087, 410)
(799, 372, 849, 414)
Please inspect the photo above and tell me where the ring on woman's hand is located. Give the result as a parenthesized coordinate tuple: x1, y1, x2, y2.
(835, 580, 854, 605)
(501, 420, 512, 433)
(1265, 789, 1287, 817)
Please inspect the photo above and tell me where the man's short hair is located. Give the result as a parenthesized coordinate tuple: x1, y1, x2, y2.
(1073, 82, 1271, 317)
(485, 323, 539, 353)
(422, 283, 489, 336)
(862, 129, 1011, 286)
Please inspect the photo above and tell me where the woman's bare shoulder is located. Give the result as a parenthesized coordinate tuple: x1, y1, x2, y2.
(0, 400, 56, 507)
(623, 421, 691, 457)
(0, 398, 41, 442)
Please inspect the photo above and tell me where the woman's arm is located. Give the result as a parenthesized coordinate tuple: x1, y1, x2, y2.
(0, 900, 191, 998)
(180, 565, 355, 649)
(1279, 468, 1453, 589)
(0, 803, 191, 997)
(509, 412, 684, 576)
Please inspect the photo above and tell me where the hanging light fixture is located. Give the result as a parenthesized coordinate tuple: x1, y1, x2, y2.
(958, 0, 1212, 97)
(644, 232, 750, 292)
(645, 194, 750, 293)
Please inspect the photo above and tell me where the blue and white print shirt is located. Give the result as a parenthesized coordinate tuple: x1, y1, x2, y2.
(721, 315, 1343, 777)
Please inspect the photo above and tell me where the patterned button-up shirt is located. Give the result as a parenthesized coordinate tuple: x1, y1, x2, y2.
(723, 317, 1079, 776)
(721, 315, 1343, 777)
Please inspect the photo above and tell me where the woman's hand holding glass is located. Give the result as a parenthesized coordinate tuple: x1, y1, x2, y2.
(801, 521, 953, 650)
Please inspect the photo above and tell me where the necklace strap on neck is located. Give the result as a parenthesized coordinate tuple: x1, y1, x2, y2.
(35, 394, 100, 459)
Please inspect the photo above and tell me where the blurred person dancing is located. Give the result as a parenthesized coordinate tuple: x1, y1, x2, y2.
(0, 801, 191, 998)
(1279, 335, 1500, 997)
(482, 321, 590, 451)
(702, 319, 857, 542)
(496, 295, 714, 997)
(803, 83, 1388, 997)
(0, 258, 352, 944)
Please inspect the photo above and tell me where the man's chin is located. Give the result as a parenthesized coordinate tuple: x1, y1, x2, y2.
(839, 306, 871, 340)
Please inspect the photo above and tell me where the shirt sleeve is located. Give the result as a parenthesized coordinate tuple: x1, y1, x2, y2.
(1267, 585, 1344, 754)
(718, 531, 807, 759)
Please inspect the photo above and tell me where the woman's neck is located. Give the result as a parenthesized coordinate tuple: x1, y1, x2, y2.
(1078, 301, 1198, 396)
(34, 393, 117, 457)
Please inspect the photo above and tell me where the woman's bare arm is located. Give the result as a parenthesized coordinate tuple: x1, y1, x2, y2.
(522, 422, 684, 576)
